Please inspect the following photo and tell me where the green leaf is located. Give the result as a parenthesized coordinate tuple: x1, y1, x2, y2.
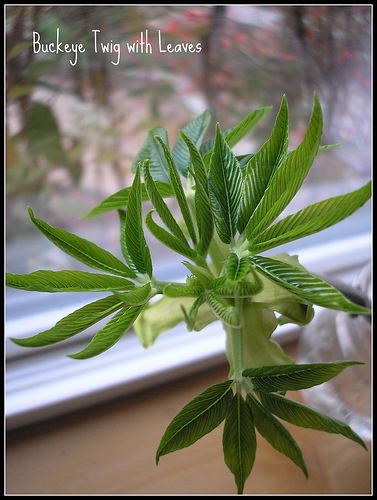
(172, 110, 211, 175)
(225, 253, 239, 281)
(238, 95, 289, 233)
(200, 106, 272, 156)
(243, 361, 363, 392)
(163, 283, 204, 298)
(181, 295, 206, 331)
(208, 276, 229, 290)
(182, 261, 215, 287)
(113, 282, 155, 305)
(156, 380, 234, 464)
(318, 143, 340, 153)
(224, 106, 273, 149)
(206, 292, 243, 328)
(250, 180, 372, 253)
(222, 393, 257, 494)
(209, 272, 263, 298)
(68, 305, 144, 359)
(245, 93, 323, 240)
(82, 182, 174, 218)
(259, 392, 367, 450)
(246, 392, 308, 477)
(28, 207, 137, 279)
(250, 255, 371, 314)
(142, 159, 189, 244)
(179, 131, 214, 256)
(10, 295, 124, 348)
(236, 278, 264, 297)
(208, 124, 243, 244)
(237, 154, 254, 170)
(155, 136, 197, 244)
(117, 209, 136, 272)
(179, 131, 209, 191)
(145, 210, 197, 259)
(6, 270, 135, 292)
(124, 163, 153, 277)
(225, 253, 251, 283)
(132, 126, 170, 182)
(211, 281, 262, 299)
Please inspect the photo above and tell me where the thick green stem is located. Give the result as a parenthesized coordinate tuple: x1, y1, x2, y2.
(225, 299, 295, 391)
(229, 324, 244, 383)
(225, 294, 245, 389)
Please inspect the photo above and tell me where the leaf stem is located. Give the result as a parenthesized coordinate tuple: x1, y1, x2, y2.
(230, 325, 244, 385)
(229, 294, 244, 387)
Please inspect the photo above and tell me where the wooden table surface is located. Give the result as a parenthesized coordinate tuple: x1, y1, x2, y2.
(6, 342, 371, 495)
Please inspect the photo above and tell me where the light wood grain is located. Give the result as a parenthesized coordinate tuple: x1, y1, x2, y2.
(6, 343, 371, 494)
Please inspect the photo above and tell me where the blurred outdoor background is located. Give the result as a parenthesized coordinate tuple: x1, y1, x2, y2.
(6, 5, 371, 274)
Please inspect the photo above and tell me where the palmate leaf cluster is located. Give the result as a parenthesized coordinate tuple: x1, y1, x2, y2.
(156, 362, 367, 494)
(6, 93, 371, 493)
